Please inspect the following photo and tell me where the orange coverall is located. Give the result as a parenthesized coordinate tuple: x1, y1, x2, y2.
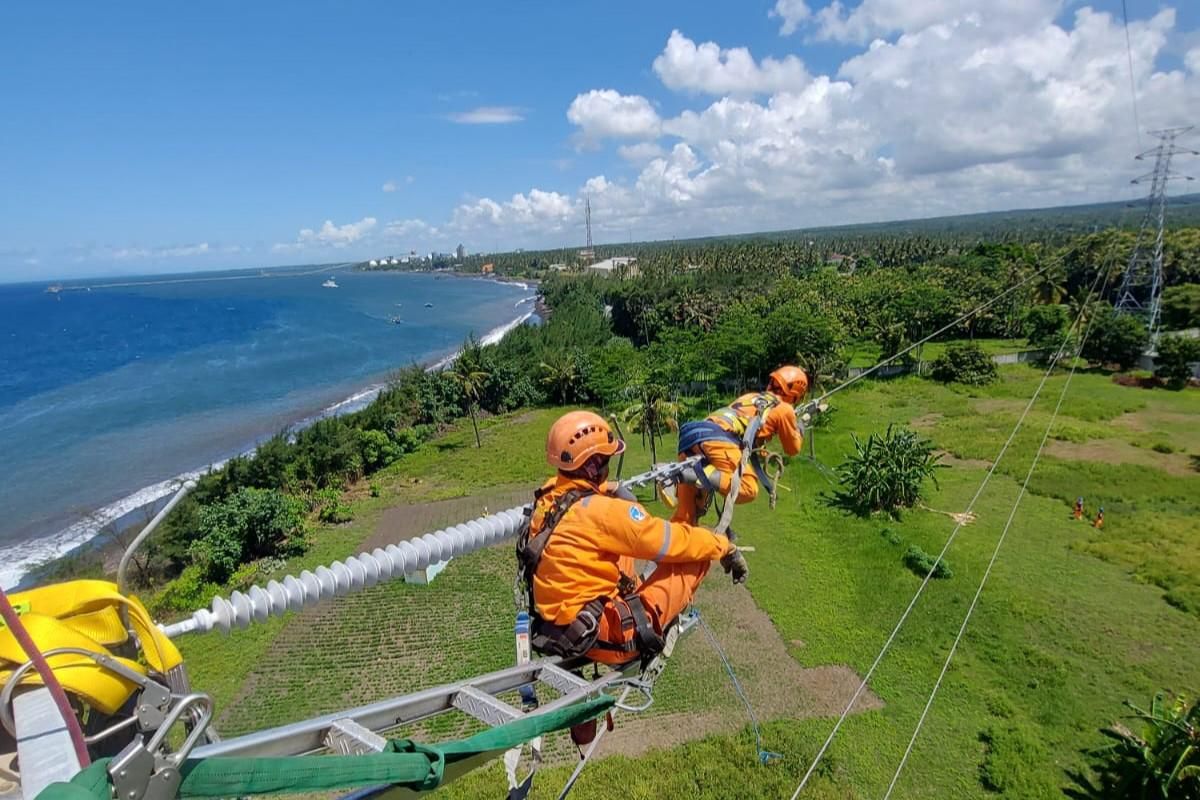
(673, 392, 805, 525)
(531, 475, 731, 664)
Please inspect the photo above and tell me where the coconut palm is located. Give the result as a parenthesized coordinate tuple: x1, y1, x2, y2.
(450, 337, 490, 448)
(621, 380, 682, 468)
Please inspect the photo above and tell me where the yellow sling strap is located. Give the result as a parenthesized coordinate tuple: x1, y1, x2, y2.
(0, 615, 146, 715)
(0, 580, 183, 715)
(5, 580, 183, 673)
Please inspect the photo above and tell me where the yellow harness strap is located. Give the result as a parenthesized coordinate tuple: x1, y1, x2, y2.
(0, 580, 183, 715)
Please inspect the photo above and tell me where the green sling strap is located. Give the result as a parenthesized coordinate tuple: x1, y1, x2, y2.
(37, 695, 615, 800)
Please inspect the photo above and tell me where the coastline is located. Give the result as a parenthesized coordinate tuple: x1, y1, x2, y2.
(3, 278, 539, 591)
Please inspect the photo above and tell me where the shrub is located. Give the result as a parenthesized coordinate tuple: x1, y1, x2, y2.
(150, 565, 221, 615)
(903, 545, 953, 579)
(190, 488, 307, 583)
(1151, 442, 1176, 454)
(1082, 306, 1150, 370)
(1024, 304, 1073, 355)
(313, 486, 353, 524)
(929, 342, 998, 385)
(369, 482, 381, 498)
(1154, 335, 1200, 390)
(1081, 693, 1199, 799)
(358, 428, 400, 471)
(833, 425, 943, 517)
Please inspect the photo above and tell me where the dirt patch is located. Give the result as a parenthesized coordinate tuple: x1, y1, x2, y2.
(598, 569, 882, 759)
(911, 413, 943, 432)
(935, 450, 992, 470)
(971, 398, 1026, 415)
(1046, 439, 1195, 477)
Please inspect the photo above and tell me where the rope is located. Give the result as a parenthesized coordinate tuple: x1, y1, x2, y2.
(696, 610, 782, 765)
(0, 586, 91, 767)
(555, 686, 627, 800)
(881, 263, 1117, 798)
(1120, 0, 1143, 151)
(789, 259, 1112, 799)
(814, 263, 1052, 403)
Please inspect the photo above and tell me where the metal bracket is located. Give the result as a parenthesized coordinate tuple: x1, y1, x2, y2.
(324, 719, 387, 755)
(452, 686, 522, 728)
(536, 664, 592, 696)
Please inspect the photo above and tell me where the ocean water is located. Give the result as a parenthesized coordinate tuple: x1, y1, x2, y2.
(0, 265, 536, 588)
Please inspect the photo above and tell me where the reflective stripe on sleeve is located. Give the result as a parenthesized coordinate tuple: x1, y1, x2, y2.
(654, 519, 672, 562)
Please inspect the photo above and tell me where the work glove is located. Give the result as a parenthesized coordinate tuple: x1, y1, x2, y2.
(720, 544, 749, 585)
(678, 464, 703, 486)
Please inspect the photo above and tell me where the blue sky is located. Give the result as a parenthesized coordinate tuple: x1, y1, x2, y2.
(2, 0, 1198, 280)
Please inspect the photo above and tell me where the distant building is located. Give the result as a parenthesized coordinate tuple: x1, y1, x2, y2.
(586, 256, 638, 277)
(548, 263, 569, 272)
(456, 243, 466, 260)
(368, 259, 379, 267)
(481, 263, 495, 274)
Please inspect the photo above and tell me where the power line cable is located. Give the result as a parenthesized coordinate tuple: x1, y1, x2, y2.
(880, 264, 1116, 799)
(1121, 0, 1143, 152)
(789, 233, 1128, 798)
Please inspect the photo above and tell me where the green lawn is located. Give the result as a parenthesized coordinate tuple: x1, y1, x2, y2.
(846, 338, 1033, 368)
(174, 366, 1199, 799)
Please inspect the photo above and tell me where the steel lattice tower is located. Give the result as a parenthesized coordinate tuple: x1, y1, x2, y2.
(1114, 126, 1196, 342)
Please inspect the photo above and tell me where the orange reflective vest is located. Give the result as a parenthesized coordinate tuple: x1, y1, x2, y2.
(708, 392, 804, 456)
(528, 475, 730, 625)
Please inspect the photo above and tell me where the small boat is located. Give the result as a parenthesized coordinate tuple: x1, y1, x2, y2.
(322, 278, 338, 288)
(389, 316, 404, 324)
(424, 302, 434, 308)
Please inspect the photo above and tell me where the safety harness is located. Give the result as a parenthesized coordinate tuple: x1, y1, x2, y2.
(515, 488, 663, 664)
(677, 392, 781, 498)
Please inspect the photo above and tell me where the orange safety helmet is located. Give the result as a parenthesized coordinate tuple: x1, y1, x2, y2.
(768, 365, 809, 403)
(546, 410, 625, 471)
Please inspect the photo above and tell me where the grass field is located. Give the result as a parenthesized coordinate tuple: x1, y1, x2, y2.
(174, 364, 1199, 799)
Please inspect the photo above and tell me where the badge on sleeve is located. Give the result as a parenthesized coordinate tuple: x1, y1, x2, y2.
(629, 505, 647, 522)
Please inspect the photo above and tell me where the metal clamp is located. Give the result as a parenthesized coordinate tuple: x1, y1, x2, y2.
(109, 693, 212, 800)
(0, 647, 171, 740)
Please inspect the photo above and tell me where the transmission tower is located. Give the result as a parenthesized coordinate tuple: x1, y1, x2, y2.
(579, 196, 595, 263)
(1114, 126, 1196, 343)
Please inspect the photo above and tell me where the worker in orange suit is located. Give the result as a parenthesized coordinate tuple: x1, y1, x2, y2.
(671, 365, 809, 525)
(519, 411, 748, 666)
(1093, 507, 1105, 529)
(1073, 496, 1084, 520)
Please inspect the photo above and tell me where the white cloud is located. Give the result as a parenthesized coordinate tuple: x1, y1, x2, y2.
(447, 106, 525, 124)
(454, 3, 1198, 247)
(1187, 45, 1200, 74)
(275, 217, 377, 251)
(382, 179, 398, 192)
(384, 218, 434, 239)
(652, 30, 810, 95)
(813, 0, 1063, 44)
(770, 0, 812, 36)
(618, 142, 667, 163)
(104, 242, 212, 260)
(566, 89, 661, 143)
(451, 189, 575, 232)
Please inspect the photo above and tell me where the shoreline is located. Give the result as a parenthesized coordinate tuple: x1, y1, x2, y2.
(2, 278, 539, 591)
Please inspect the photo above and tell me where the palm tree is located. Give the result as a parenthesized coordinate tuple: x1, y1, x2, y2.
(450, 337, 490, 448)
(538, 350, 582, 404)
(1032, 259, 1068, 306)
(621, 380, 682, 468)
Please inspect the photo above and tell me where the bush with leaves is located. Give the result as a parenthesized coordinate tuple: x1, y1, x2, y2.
(929, 342, 998, 385)
(1025, 304, 1073, 355)
(1078, 693, 1199, 799)
(189, 488, 307, 584)
(903, 545, 953, 579)
(833, 425, 943, 517)
(312, 486, 353, 524)
(1082, 306, 1150, 370)
(1161, 284, 1200, 330)
(1154, 335, 1200, 390)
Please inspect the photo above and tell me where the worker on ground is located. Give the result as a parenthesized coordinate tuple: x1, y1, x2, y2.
(1093, 506, 1105, 529)
(672, 365, 809, 525)
(1074, 496, 1084, 521)
(519, 411, 748, 665)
